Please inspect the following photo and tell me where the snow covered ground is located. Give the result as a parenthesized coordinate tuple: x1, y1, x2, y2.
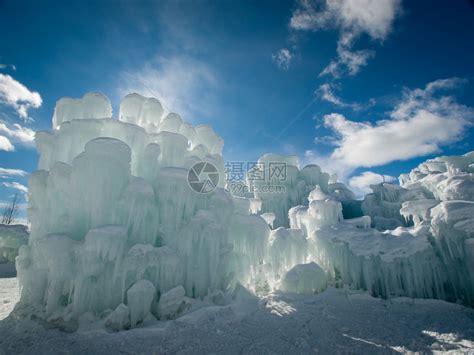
(1, 277, 474, 354)
(0, 277, 19, 321)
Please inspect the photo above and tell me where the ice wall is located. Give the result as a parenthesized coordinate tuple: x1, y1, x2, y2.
(289, 186, 343, 234)
(361, 182, 428, 230)
(246, 155, 326, 228)
(307, 220, 449, 300)
(247, 155, 355, 228)
(17, 93, 270, 327)
(303, 152, 474, 305)
(430, 201, 474, 304)
(266, 227, 307, 287)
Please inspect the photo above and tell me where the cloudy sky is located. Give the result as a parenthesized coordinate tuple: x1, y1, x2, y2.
(0, 0, 473, 220)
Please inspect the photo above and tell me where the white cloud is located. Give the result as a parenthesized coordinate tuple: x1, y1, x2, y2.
(318, 83, 345, 106)
(0, 121, 35, 147)
(290, 0, 401, 77)
(317, 83, 363, 109)
(0, 167, 27, 178)
(321, 78, 474, 169)
(0, 64, 16, 71)
(290, 0, 400, 39)
(304, 78, 473, 187)
(349, 171, 395, 196)
(0, 136, 14, 152)
(314, 134, 337, 145)
(0, 73, 42, 121)
(272, 48, 293, 70)
(2, 181, 28, 195)
(120, 56, 218, 121)
(320, 38, 374, 77)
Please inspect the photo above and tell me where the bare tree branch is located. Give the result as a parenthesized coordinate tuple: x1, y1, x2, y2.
(2, 193, 19, 225)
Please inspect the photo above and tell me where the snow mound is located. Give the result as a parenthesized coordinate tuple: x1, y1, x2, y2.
(279, 262, 327, 294)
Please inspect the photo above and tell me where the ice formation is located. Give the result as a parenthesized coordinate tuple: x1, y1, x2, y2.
(361, 183, 425, 230)
(247, 156, 330, 228)
(303, 154, 474, 304)
(274, 152, 473, 304)
(17, 92, 270, 328)
(245, 156, 356, 228)
(289, 186, 344, 233)
(0, 224, 28, 264)
(156, 285, 186, 320)
(14, 91, 474, 331)
(104, 303, 130, 331)
(127, 279, 155, 327)
(399, 152, 474, 201)
(52, 92, 112, 130)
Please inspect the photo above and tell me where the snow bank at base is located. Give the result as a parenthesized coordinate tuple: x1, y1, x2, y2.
(0, 277, 19, 320)
(2, 282, 474, 354)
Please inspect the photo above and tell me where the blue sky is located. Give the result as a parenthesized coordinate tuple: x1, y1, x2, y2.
(0, 0, 473, 219)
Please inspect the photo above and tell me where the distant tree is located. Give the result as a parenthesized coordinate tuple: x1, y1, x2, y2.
(2, 193, 19, 225)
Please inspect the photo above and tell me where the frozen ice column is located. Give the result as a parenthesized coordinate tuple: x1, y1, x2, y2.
(17, 91, 275, 327)
(53, 92, 112, 130)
